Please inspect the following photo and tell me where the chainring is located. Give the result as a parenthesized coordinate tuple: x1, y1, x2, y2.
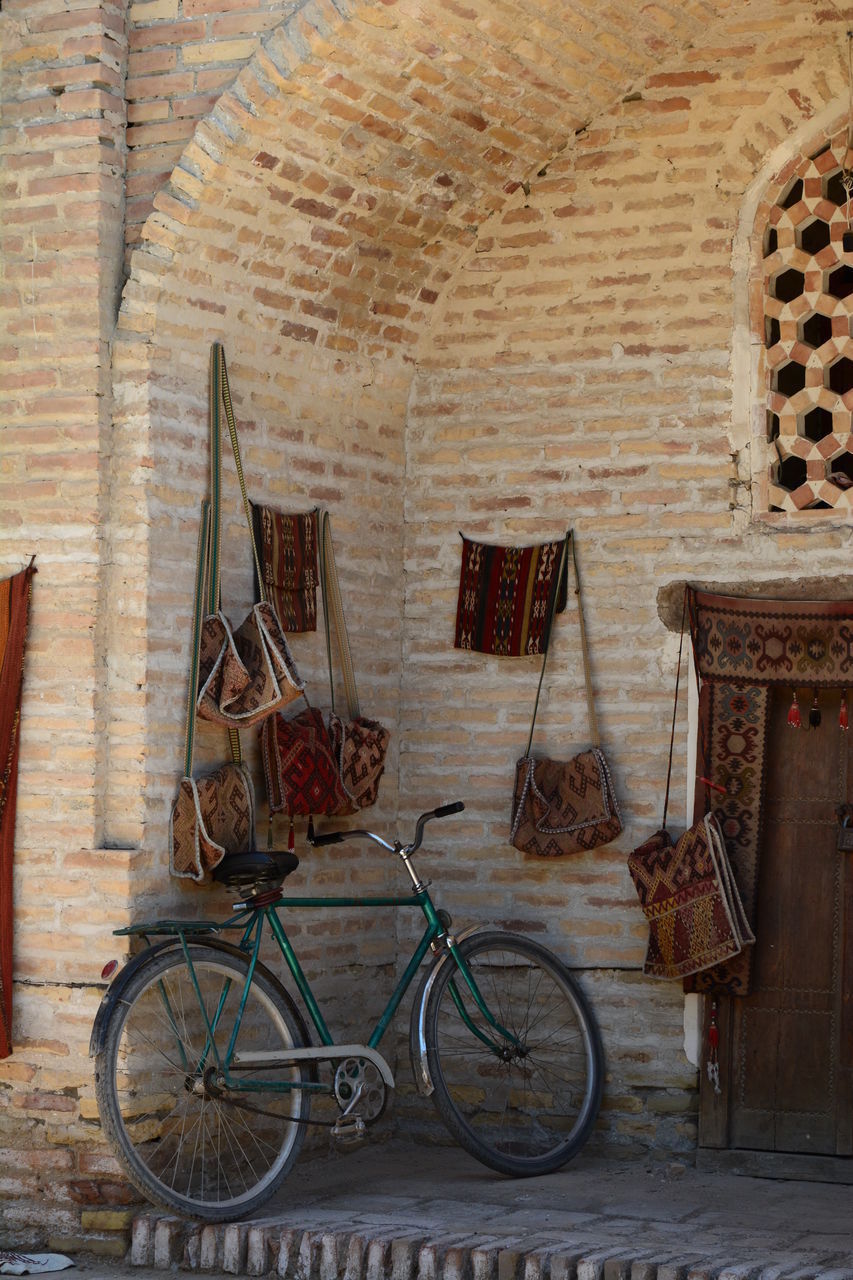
(333, 1056, 386, 1124)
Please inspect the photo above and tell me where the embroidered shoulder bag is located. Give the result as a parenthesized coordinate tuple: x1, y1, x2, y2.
(196, 343, 303, 728)
(626, 591, 754, 978)
(260, 511, 390, 824)
(169, 502, 256, 883)
(509, 532, 622, 858)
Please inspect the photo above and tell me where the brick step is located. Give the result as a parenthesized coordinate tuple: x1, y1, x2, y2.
(129, 1215, 853, 1280)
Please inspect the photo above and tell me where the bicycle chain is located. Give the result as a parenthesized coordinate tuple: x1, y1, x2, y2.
(204, 1079, 338, 1128)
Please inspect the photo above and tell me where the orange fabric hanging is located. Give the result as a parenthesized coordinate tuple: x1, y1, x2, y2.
(0, 561, 36, 1059)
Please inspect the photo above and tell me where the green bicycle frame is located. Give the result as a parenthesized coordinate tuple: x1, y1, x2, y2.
(121, 882, 520, 1096)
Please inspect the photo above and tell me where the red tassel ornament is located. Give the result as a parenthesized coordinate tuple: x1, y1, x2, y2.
(841, 691, 849, 732)
(787, 691, 801, 728)
(707, 998, 721, 1096)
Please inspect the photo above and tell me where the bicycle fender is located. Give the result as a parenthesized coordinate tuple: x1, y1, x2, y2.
(88, 936, 314, 1071)
(88, 938, 177, 1057)
(408, 925, 487, 1097)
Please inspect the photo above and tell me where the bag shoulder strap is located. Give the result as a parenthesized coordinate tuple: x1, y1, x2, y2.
(208, 342, 266, 613)
(181, 500, 243, 776)
(524, 531, 599, 757)
(318, 510, 360, 720)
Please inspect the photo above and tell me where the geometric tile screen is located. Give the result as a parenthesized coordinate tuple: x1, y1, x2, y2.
(764, 132, 853, 512)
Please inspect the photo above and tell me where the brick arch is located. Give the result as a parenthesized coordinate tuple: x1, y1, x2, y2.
(108, 0, 740, 877)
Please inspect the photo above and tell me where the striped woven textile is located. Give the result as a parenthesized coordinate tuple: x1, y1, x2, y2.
(0, 562, 35, 1059)
(454, 534, 568, 657)
(252, 504, 319, 633)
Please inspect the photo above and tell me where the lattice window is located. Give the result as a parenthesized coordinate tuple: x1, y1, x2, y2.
(764, 133, 853, 513)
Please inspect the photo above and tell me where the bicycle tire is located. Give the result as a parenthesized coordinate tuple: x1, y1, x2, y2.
(424, 930, 603, 1177)
(94, 945, 309, 1220)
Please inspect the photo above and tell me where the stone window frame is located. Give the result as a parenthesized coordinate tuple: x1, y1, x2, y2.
(745, 120, 853, 520)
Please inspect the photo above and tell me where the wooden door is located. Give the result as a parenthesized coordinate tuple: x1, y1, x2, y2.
(700, 686, 853, 1164)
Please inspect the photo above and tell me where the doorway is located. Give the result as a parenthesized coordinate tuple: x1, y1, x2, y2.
(699, 686, 853, 1174)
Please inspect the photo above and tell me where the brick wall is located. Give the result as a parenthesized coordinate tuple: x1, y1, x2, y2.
(400, 9, 853, 1152)
(0, 0, 132, 1248)
(2, 0, 853, 1248)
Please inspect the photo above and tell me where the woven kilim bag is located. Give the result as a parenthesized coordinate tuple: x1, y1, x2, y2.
(196, 343, 303, 729)
(511, 748, 622, 858)
(170, 762, 255, 884)
(261, 707, 353, 818)
(627, 813, 754, 979)
(329, 712, 390, 812)
(509, 532, 622, 858)
(626, 587, 753, 980)
(259, 512, 390, 822)
(318, 511, 389, 811)
(170, 499, 258, 883)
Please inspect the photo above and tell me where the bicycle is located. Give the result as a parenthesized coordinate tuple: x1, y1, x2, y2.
(90, 802, 604, 1222)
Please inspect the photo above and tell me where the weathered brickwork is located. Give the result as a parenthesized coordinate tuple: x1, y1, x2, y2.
(0, 0, 133, 1248)
(2, 0, 853, 1248)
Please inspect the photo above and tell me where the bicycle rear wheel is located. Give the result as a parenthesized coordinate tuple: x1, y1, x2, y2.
(95, 945, 309, 1220)
(424, 931, 603, 1177)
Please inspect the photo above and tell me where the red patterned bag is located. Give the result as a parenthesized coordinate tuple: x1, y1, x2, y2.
(626, 588, 752, 981)
(627, 813, 753, 979)
(259, 514, 390, 823)
(261, 707, 353, 819)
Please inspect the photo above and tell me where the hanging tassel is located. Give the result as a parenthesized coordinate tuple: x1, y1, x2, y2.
(267, 813, 274, 850)
(288, 818, 295, 852)
(307, 815, 316, 844)
(841, 691, 849, 731)
(787, 690, 801, 728)
(707, 998, 721, 1096)
(809, 689, 821, 729)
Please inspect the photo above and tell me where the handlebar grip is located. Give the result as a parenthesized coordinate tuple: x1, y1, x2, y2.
(307, 830, 347, 847)
(433, 801, 465, 818)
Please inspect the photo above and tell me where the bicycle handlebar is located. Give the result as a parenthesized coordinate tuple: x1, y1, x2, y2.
(308, 801, 465, 852)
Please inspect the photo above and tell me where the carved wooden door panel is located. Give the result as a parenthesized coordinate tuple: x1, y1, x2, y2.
(700, 686, 853, 1160)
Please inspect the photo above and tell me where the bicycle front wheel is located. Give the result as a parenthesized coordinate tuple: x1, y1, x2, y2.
(424, 931, 603, 1177)
(95, 945, 309, 1220)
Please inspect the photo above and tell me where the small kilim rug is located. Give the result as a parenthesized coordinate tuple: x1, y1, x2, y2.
(454, 534, 568, 657)
(253, 503, 319, 633)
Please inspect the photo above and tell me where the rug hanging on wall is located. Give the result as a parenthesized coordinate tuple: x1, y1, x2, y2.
(252, 504, 319, 633)
(454, 533, 568, 657)
(0, 561, 36, 1059)
(686, 588, 853, 997)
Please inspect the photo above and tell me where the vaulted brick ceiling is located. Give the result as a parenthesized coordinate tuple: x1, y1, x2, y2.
(143, 0, 741, 357)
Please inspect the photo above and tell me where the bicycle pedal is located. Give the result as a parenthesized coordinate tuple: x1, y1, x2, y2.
(331, 1114, 367, 1150)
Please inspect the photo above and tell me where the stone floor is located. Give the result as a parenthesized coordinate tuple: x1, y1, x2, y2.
(75, 1139, 853, 1280)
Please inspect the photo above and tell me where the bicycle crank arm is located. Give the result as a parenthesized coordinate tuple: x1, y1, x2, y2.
(233, 1043, 395, 1088)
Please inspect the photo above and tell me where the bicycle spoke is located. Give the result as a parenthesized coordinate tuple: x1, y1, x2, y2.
(99, 949, 308, 1217)
(426, 934, 602, 1174)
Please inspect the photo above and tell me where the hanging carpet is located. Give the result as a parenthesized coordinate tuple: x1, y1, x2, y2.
(686, 589, 853, 997)
(252, 504, 319, 633)
(454, 533, 568, 657)
(0, 561, 36, 1059)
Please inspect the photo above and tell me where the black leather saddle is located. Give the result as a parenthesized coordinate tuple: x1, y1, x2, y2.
(212, 849, 300, 890)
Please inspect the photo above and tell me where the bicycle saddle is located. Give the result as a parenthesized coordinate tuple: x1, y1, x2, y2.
(212, 849, 299, 889)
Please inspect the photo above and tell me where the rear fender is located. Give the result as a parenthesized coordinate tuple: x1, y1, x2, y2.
(88, 936, 315, 1075)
